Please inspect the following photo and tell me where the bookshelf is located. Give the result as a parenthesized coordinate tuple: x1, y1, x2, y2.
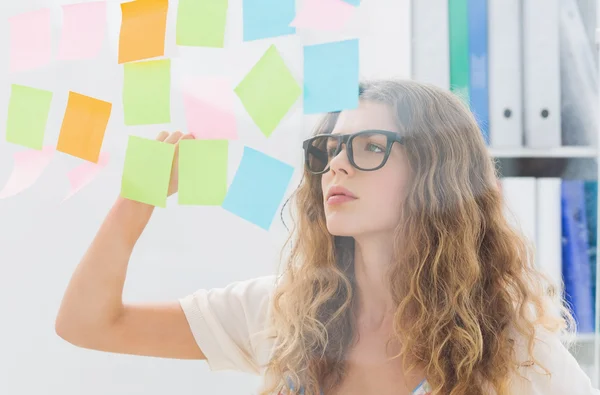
(594, 3, 600, 386)
(576, 333, 599, 343)
(491, 145, 600, 387)
(485, 11, 600, 383)
(487, 14, 600, 376)
(489, 147, 598, 158)
(412, 0, 600, 385)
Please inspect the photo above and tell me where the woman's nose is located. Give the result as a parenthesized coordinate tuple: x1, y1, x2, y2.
(328, 145, 352, 175)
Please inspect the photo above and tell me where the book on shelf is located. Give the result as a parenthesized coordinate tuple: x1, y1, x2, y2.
(411, 0, 596, 152)
(500, 177, 598, 334)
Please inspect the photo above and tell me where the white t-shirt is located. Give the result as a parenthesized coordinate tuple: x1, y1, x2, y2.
(179, 275, 600, 394)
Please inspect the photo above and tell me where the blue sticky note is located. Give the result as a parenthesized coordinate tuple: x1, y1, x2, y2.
(342, 0, 360, 5)
(222, 147, 294, 230)
(243, 0, 296, 41)
(304, 39, 359, 114)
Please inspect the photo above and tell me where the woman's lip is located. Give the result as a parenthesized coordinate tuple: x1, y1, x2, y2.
(327, 195, 358, 204)
(326, 185, 357, 200)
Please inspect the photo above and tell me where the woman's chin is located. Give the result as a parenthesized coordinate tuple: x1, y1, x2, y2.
(326, 222, 357, 237)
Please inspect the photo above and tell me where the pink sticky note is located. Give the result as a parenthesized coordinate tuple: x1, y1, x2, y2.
(58, 1, 107, 60)
(9, 8, 52, 72)
(63, 152, 110, 202)
(290, 0, 355, 31)
(182, 77, 237, 140)
(0, 146, 54, 199)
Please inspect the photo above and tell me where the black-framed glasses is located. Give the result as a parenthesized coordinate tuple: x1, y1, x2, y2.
(302, 129, 404, 175)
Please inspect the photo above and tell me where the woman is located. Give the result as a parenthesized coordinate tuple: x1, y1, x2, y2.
(55, 80, 598, 395)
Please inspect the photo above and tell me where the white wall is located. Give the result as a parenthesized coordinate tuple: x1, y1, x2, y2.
(0, 1, 410, 394)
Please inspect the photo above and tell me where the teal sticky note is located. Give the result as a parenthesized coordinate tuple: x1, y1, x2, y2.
(120, 135, 175, 207)
(222, 147, 294, 230)
(342, 0, 360, 5)
(243, 0, 295, 41)
(304, 39, 359, 114)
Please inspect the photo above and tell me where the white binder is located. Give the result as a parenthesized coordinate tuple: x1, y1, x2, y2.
(411, 0, 449, 90)
(535, 178, 563, 304)
(501, 177, 537, 251)
(522, 0, 562, 148)
(488, 0, 523, 147)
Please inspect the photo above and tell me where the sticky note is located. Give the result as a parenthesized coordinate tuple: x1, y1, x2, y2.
(123, 59, 171, 125)
(6, 84, 53, 150)
(0, 146, 54, 199)
(290, 0, 355, 31)
(234, 45, 301, 137)
(342, 0, 360, 5)
(58, 1, 107, 60)
(63, 152, 110, 202)
(183, 76, 237, 139)
(243, 0, 296, 41)
(121, 135, 175, 207)
(178, 139, 228, 205)
(304, 39, 359, 114)
(222, 147, 294, 230)
(56, 92, 112, 163)
(177, 0, 228, 47)
(9, 8, 52, 72)
(119, 0, 168, 63)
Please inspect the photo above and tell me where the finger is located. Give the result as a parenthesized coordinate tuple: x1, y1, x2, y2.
(155, 131, 169, 141)
(172, 132, 189, 158)
(164, 131, 183, 144)
(173, 133, 194, 157)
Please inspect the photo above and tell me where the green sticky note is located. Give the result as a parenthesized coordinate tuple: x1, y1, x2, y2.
(123, 59, 171, 125)
(6, 84, 53, 149)
(178, 139, 228, 205)
(234, 44, 301, 138)
(176, 0, 228, 47)
(121, 135, 175, 207)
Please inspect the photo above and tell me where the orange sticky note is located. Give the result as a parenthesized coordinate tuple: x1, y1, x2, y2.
(118, 0, 168, 64)
(57, 92, 112, 163)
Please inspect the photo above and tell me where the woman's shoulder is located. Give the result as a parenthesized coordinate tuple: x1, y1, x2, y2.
(178, 274, 279, 374)
(508, 325, 598, 394)
(199, 274, 278, 306)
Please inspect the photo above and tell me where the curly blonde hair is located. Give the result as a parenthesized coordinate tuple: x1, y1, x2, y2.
(259, 79, 576, 395)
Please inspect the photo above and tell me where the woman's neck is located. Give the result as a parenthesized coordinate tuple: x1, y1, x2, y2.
(353, 236, 397, 328)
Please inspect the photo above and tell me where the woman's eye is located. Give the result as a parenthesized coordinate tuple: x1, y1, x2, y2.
(366, 143, 384, 153)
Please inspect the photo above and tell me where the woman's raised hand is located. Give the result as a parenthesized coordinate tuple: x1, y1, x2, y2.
(155, 131, 195, 197)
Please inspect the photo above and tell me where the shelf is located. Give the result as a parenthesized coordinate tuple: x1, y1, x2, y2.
(573, 333, 600, 342)
(488, 146, 598, 158)
(559, 333, 598, 343)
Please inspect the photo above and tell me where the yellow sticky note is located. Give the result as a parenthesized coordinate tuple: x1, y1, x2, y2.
(234, 45, 301, 137)
(176, 0, 228, 48)
(178, 139, 228, 205)
(118, 0, 168, 64)
(5, 84, 53, 150)
(123, 59, 171, 125)
(121, 135, 174, 207)
(57, 92, 112, 163)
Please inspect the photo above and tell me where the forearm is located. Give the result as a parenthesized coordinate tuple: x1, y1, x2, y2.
(56, 197, 154, 336)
